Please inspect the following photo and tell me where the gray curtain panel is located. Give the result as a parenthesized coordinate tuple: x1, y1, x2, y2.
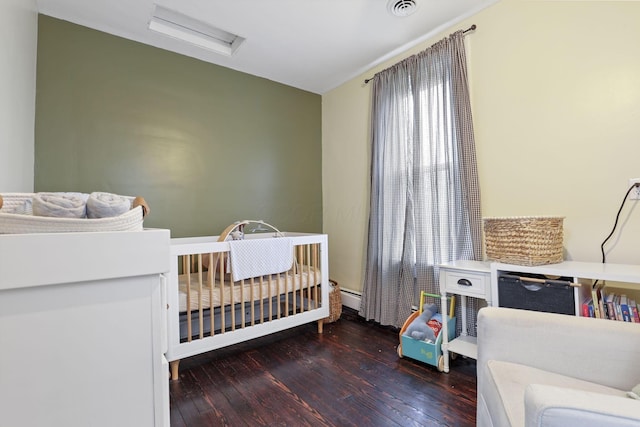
(360, 30, 482, 330)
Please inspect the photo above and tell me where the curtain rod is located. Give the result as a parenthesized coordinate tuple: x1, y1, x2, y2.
(363, 24, 477, 84)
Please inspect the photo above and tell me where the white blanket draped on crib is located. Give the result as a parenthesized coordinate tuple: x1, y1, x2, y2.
(228, 237, 294, 282)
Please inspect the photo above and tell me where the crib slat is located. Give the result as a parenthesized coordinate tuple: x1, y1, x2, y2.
(308, 244, 312, 310)
(307, 244, 312, 309)
(219, 254, 226, 333)
(284, 263, 290, 317)
(185, 255, 192, 342)
(298, 244, 303, 313)
(291, 247, 296, 315)
(297, 245, 304, 314)
(230, 257, 236, 332)
(267, 274, 273, 322)
(276, 273, 282, 319)
(253, 277, 258, 324)
(253, 277, 258, 325)
(309, 245, 318, 308)
(317, 243, 321, 308)
(245, 278, 249, 328)
(241, 278, 246, 328)
(257, 276, 262, 324)
(300, 245, 311, 311)
(208, 253, 215, 337)
(261, 276, 266, 323)
(196, 254, 204, 339)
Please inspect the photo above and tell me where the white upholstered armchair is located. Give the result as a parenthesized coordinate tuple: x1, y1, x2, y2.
(476, 307, 640, 427)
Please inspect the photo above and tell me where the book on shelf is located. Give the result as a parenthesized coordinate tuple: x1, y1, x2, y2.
(618, 295, 624, 320)
(590, 282, 605, 319)
(620, 295, 632, 322)
(582, 297, 592, 318)
(631, 299, 640, 323)
(588, 291, 640, 322)
(606, 293, 616, 321)
(600, 287, 608, 320)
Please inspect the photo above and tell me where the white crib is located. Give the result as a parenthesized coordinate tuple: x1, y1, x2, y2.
(165, 228, 329, 379)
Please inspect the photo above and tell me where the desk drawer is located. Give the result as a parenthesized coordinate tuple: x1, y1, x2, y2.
(442, 270, 488, 297)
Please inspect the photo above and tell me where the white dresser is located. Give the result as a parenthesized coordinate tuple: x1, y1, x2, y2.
(0, 229, 170, 427)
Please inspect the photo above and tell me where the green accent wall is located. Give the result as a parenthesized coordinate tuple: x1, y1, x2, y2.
(35, 15, 322, 237)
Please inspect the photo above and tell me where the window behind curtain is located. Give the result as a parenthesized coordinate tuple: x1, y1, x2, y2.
(360, 31, 482, 330)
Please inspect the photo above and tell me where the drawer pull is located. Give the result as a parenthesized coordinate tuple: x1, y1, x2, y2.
(457, 278, 473, 287)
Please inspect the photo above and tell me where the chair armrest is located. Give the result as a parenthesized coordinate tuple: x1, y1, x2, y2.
(477, 307, 640, 390)
(525, 384, 640, 427)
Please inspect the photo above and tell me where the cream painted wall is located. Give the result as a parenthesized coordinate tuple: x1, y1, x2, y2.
(0, 0, 37, 192)
(323, 0, 640, 296)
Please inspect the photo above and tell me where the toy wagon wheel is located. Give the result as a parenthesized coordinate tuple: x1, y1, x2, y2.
(437, 355, 445, 372)
(397, 344, 403, 358)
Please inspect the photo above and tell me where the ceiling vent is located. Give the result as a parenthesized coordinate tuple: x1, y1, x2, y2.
(148, 5, 245, 56)
(387, 0, 419, 17)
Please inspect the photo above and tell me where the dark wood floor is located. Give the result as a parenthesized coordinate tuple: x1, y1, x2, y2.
(169, 308, 477, 427)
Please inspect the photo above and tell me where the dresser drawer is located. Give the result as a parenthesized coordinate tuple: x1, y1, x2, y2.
(442, 269, 488, 297)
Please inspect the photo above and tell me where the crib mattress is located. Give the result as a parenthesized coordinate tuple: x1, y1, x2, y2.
(178, 267, 321, 312)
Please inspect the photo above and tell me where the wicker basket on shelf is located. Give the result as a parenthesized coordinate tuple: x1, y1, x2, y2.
(323, 280, 343, 324)
(483, 216, 564, 266)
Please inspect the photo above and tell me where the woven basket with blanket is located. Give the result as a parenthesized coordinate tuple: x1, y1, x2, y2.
(0, 192, 150, 234)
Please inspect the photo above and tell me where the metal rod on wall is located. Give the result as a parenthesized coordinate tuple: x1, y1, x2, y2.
(463, 24, 477, 34)
(363, 24, 477, 84)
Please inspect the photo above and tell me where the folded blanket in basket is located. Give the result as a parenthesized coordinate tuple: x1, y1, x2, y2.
(32, 193, 88, 218)
(228, 237, 294, 282)
(86, 192, 132, 219)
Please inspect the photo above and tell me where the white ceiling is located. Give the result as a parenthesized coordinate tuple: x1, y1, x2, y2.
(35, 0, 498, 94)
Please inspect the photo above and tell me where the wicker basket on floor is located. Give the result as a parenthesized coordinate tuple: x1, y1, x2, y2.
(323, 280, 343, 324)
(483, 216, 564, 266)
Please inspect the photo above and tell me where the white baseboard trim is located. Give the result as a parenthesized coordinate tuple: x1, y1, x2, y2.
(340, 290, 361, 311)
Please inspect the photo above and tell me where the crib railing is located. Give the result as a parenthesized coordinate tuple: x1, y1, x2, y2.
(166, 233, 329, 380)
(180, 241, 322, 340)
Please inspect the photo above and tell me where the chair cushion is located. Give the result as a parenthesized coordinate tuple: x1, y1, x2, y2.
(525, 384, 640, 427)
(487, 360, 626, 426)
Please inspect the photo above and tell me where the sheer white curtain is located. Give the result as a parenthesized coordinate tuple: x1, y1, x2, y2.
(360, 31, 482, 329)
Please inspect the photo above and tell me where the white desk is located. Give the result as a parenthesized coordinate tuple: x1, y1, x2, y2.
(439, 260, 491, 373)
(440, 260, 640, 374)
